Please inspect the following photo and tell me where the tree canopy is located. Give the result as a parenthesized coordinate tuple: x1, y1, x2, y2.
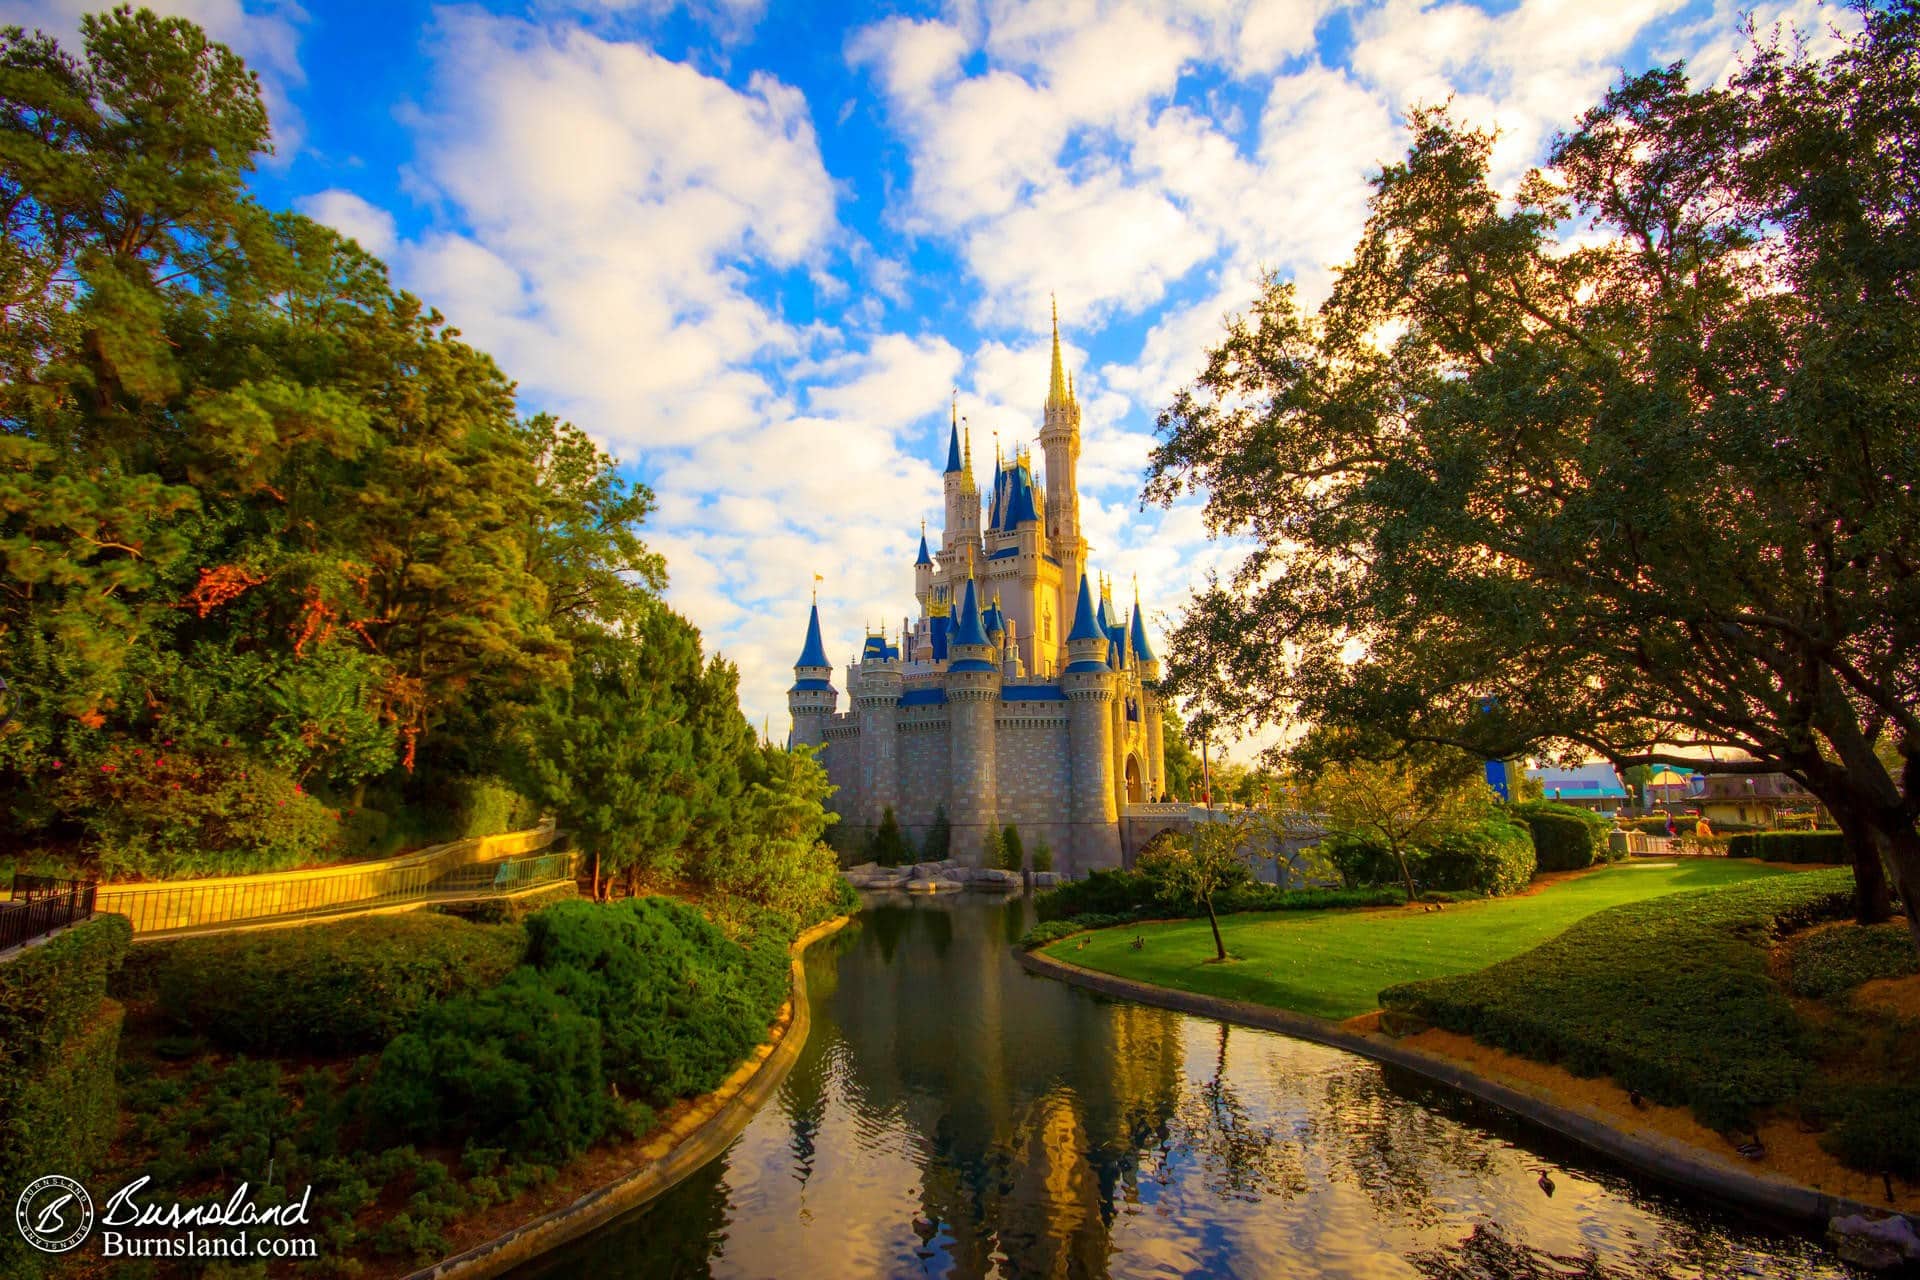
(0, 10, 836, 901)
(1149, 5, 1920, 941)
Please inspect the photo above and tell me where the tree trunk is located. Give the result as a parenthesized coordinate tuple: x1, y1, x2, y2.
(1206, 898, 1227, 961)
(1876, 820, 1920, 958)
(592, 848, 602, 903)
(1392, 849, 1418, 903)
(1835, 816, 1893, 925)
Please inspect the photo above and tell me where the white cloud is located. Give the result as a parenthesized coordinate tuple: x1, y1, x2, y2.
(296, 188, 397, 258)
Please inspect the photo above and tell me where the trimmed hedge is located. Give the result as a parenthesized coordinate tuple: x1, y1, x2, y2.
(1381, 870, 1852, 1132)
(1324, 820, 1536, 897)
(0, 915, 130, 1280)
(156, 914, 525, 1055)
(1727, 830, 1848, 864)
(1511, 802, 1612, 871)
(1787, 922, 1918, 998)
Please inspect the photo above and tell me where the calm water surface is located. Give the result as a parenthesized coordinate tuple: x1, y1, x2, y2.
(517, 894, 1864, 1279)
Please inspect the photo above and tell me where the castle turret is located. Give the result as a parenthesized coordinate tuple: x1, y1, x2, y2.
(945, 570, 1001, 864)
(1131, 584, 1166, 799)
(914, 521, 934, 614)
(787, 601, 837, 750)
(851, 627, 903, 834)
(1061, 571, 1121, 871)
(942, 399, 980, 568)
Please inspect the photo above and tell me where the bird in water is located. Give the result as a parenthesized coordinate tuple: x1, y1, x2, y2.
(1536, 1169, 1556, 1197)
(1735, 1141, 1766, 1161)
(1629, 1088, 1646, 1110)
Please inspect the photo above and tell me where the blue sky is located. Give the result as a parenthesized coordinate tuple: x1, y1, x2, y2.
(9, 0, 1851, 741)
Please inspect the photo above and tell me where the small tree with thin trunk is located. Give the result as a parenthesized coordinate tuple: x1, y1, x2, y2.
(1138, 820, 1254, 962)
(1306, 757, 1493, 903)
(1000, 823, 1025, 871)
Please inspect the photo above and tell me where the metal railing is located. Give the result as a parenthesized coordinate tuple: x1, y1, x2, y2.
(1, 876, 98, 953)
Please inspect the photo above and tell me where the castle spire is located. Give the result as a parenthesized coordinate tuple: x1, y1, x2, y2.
(1047, 294, 1068, 410)
(944, 394, 962, 474)
(794, 601, 830, 670)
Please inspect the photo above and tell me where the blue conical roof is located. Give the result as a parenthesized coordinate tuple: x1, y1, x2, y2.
(952, 576, 990, 648)
(1129, 604, 1155, 662)
(915, 530, 933, 566)
(795, 603, 830, 669)
(944, 419, 963, 473)
(1067, 572, 1104, 643)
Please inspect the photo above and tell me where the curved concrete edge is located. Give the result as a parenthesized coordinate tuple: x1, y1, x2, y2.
(403, 914, 854, 1280)
(1017, 946, 1918, 1234)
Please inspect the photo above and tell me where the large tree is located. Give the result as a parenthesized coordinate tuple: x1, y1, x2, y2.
(1149, 7, 1920, 941)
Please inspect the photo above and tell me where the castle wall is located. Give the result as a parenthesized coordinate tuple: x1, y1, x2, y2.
(992, 713, 1073, 863)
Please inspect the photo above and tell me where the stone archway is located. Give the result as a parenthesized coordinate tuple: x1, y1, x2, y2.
(1125, 754, 1144, 804)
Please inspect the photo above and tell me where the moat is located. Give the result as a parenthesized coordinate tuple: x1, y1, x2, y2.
(515, 894, 1864, 1279)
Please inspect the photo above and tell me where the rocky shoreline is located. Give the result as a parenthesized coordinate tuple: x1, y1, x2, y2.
(842, 859, 1067, 893)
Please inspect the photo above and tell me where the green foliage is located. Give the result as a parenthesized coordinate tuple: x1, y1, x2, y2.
(1305, 754, 1497, 900)
(1324, 817, 1535, 897)
(0, 1003, 123, 1280)
(1511, 802, 1610, 872)
(1037, 867, 1411, 922)
(371, 896, 788, 1161)
(1787, 923, 1919, 999)
(1146, 8, 1920, 941)
(1157, 705, 1203, 800)
(370, 971, 618, 1162)
(0, 12, 676, 881)
(1818, 1085, 1920, 1180)
(869, 806, 910, 867)
(1381, 871, 1853, 1131)
(1728, 831, 1849, 864)
(1420, 819, 1536, 897)
(1031, 839, 1053, 873)
(923, 804, 951, 862)
(451, 777, 540, 839)
(155, 915, 525, 1054)
(0, 912, 130, 1073)
(1000, 824, 1025, 871)
(980, 826, 1006, 870)
(49, 744, 341, 878)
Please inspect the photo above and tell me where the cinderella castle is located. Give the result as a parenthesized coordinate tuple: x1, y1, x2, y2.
(789, 308, 1166, 872)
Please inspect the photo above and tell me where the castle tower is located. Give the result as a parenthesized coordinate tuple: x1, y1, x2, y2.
(1061, 571, 1122, 871)
(942, 400, 981, 571)
(1038, 299, 1084, 673)
(851, 628, 903, 831)
(914, 522, 934, 615)
(945, 570, 1002, 864)
(787, 601, 836, 750)
(1131, 584, 1166, 800)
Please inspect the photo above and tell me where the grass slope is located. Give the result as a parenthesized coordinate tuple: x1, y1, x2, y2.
(1044, 859, 1795, 1021)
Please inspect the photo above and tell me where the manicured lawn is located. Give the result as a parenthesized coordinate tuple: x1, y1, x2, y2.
(1043, 859, 1799, 1020)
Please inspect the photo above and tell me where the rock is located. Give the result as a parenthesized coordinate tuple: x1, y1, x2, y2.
(911, 863, 943, 880)
(1031, 872, 1066, 888)
(905, 878, 961, 893)
(1829, 1214, 1920, 1270)
(847, 862, 880, 877)
(939, 865, 972, 881)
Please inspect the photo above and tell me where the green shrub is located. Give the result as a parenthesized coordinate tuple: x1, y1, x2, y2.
(522, 897, 787, 1104)
(980, 827, 1006, 870)
(922, 805, 951, 862)
(1818, 1084, 1920, 1179)
(1626, 815, 1696, 836)
(1322, 832, 1403, 889)
(370, 970, 617, 1162)
(868, 807, 911, 867)
(1511, 802, 1610, 871)
(1031, 840, 1054, 873)
(1381, 870, 1852, 1131)
(1726, 830, 1848, 864)
(1000, 824, 1025, 871)
(156, 915, 525, 1054)
(55, 747, 341, 878)
(453, 776, 539, 839)
(0, 912, 130, 1070)
(1421, 819, 1536, 896)
(1787, 922, 1918, 998)
(1035, 869, 1410, 925)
